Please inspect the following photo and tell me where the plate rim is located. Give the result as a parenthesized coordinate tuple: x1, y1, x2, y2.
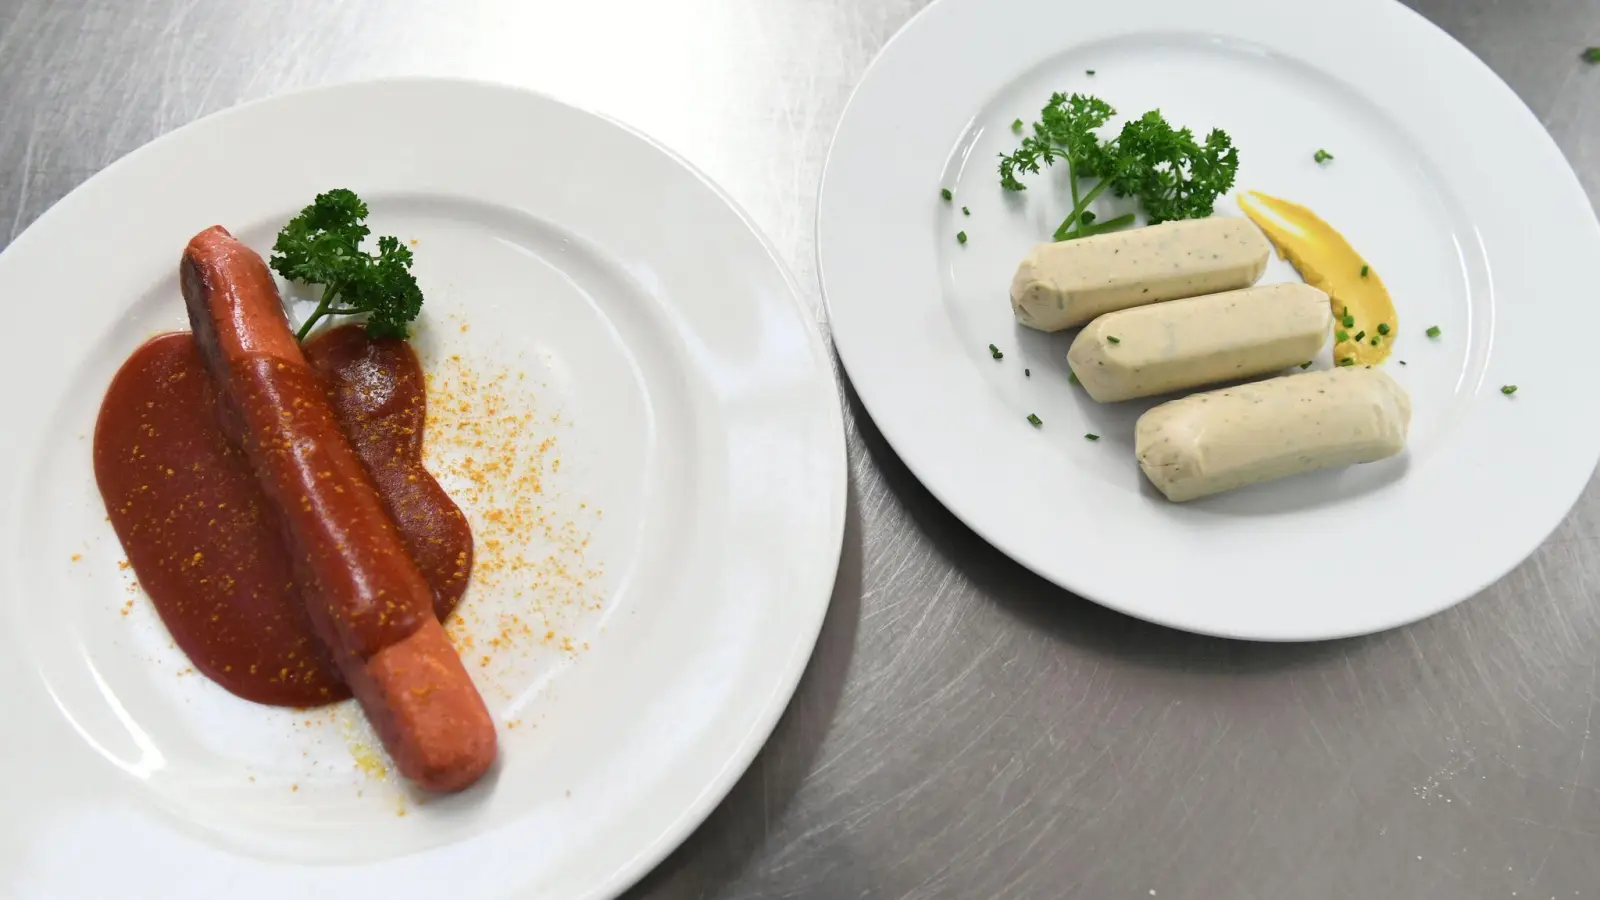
(0, 75, 848, 898)
(817, 0, 1600, 641)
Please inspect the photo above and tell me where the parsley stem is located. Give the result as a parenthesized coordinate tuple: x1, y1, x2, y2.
(1068, 160, 1082, 217)
(295, 283, 342, 342)
(1052, 178, 1114, 241)
(1067, 213, 1137, 239)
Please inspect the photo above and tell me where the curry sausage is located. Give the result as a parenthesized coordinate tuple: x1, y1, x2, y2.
(180, 226, 496, 791)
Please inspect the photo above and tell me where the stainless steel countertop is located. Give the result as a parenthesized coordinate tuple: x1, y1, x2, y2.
(4, 0, 1599, 896)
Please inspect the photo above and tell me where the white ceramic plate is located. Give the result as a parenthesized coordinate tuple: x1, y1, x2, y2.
(819, 0, 1600, 640)
(0, 79, 845, 899)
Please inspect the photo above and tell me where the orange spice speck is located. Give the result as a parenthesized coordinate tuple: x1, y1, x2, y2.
(423, 351, 607, 678)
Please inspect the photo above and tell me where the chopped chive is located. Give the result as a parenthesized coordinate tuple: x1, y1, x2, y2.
(1336, 329, 1349, 343)
(1360, 265, 1370, 277)
(1426, 325, 1441, 338)
(1339, 357, 1356, 366)
(962, 206, 971, 216)
(1377, 323, 1390, 335)
(1300, 361, 1313, 369)
(1342, 314, 1355, 328)
(1354, 330, 1366, 342)
(1399, 360, 1408, 365)
(1314, 148, 1334, 164)
(956, 230, 968, 244)
(1501, 384, 1518, 395)
(1011, 118, 1024, 132)
(1027, 413, 1043, 426)
(940, 188, 952, 201)
(1370, 337, 1380, 346)
(1106, 335, 1121, 344)
(1585, 47, 1600, 63)
(988, 343, 1003, 360)
(1086, 69, 1096, 76)
(1084, 433, 1100, 441)
(1024, 368, 1031, 377)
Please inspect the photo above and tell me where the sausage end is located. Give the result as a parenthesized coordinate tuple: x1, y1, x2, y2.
(351, 618, 498, 792)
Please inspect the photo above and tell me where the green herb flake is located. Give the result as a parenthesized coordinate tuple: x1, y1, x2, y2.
(1377, 323, 1391, 336)
(1314, 148, 1334, 164)
(1339, 357, 1356, 367)
(1086, 69, 1096, 76)
(1080, 210, 1097, 225)
(1027, 413, 1043, 426)
(956, 231, 968, 244)
(962, 206, 971, 216)
(1024, 368, 1031, 377)
(1584, 47, 1600, 63)
(1084, 433, 1100, 441)
(1300, 361, 1313, 369)
(1399, 360, 1408, 366)
(1342, 315, 1355, 328)
(1336, 329, 1349, 343)
(1011, 118, 1024, 132)
(940, 188, 952, 201)
(1360, 265, 1370, 277)
(1426, 325, 1442, 338)
(1106, 335, 1121, 344)
(1370, 337, 1380, 346)
(1068, 371, 1080, 385)
(1354, 330, 1366, 342)
(988, 343, 1003, 360)
(1501, 384, 1518, 395)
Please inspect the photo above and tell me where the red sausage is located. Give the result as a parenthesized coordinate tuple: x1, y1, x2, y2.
(180, 226, 496, 791)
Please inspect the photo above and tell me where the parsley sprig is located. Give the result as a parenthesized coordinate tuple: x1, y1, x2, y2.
(270, 189, 425, 341)
(999, 93, 1239, 242)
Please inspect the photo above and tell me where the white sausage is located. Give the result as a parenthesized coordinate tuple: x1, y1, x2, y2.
(1135, 367, 1411, 502)
(1068, 283, 1332, 402)
(1010, 218, 1270, 332)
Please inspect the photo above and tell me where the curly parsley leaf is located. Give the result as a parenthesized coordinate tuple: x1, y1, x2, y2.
(998, 95, 1239, 241)
(998, 92, 1114, 192)
(1101, 111, 1239, 225)
(270, 189, 425, 341)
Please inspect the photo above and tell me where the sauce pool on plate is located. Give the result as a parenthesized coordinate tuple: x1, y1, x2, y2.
(93, 325, 472, 707)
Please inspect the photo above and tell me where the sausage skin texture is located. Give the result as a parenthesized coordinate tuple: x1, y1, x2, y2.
(303, 327, 474, 623)
(1134, 367, 1411, 502)
(1009, 218, 1270, 331)
(180, 226, 496, 791)
(1067, 283, 1332, 403)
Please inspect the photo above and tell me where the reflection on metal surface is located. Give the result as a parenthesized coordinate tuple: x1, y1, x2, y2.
(4, 0, 1600, 897)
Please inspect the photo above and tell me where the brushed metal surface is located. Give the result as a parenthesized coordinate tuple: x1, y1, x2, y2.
(3, 1, 1599, 897)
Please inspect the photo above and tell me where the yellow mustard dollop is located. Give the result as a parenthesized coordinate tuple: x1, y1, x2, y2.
(1238, 190, 1397, 366)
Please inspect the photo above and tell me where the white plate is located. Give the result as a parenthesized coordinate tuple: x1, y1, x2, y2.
(819, 0, 1600, 640)
(0, 79, 845, 898)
